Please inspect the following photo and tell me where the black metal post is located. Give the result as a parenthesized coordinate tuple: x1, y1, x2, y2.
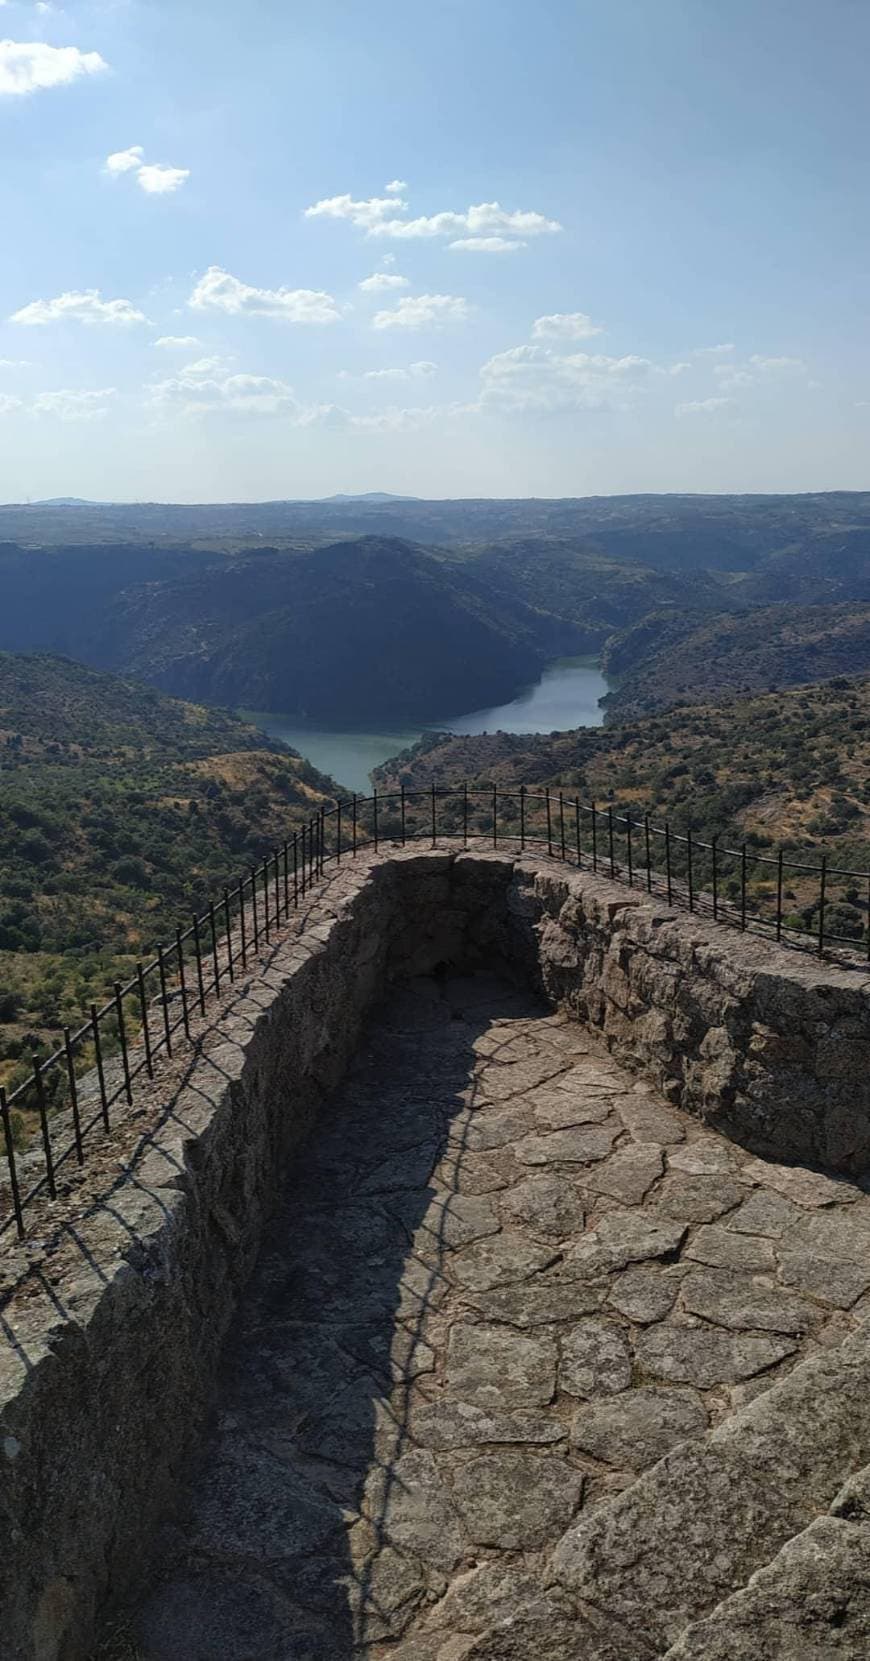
(175, 934, 190, 1044)
(32, 1057, 57, 1198)
(546, 788, 552, 856)
(592, 803, 598, 872)
(644, 814, 652, 893)
(136, 964, 154, 1079)
(273, 850, 281, 923)
(336, 803, 342, 866)
(776, 852, 783, 942)
(374, 790, 379, 851)
(559, 793, 566, 861)
(401, 783, 406, 845)
(492, 784, 497, 848)
(608, 806, 615, 877)
(262, 859, 271, 942)
(293, 835, 299, 908)
(463, 781, 469, 847)
(519, 784, 525, 851)
(741, 845, 747, 931)
(251, 865, 261, 943)
(352, 793, 358, 855)
(223, 890, 235, 982)
(0, 1086, 24, 1239)
(574, 797, 581, 867)
(626, 815, 633, 887)
(238, 879, 248, 968)
(158, 944, 173, 1057)
(114, 982, 133, 1105)
(711, 837, 719, 920)
(431, 782, 437, 847)
(687, 826, 694, 913)
(193, 915, 206, 1013)
(818, 856, 827, 957)
(208, 901, 221, 995)
(63, 1026, 84, 1165)
(283, 842, 290, 911)
(665, 822, 672, 904)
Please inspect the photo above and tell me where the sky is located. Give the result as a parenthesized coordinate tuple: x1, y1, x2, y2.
(0, 0, 868, 502)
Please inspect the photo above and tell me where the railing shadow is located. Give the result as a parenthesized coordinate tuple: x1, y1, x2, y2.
(126, 970, 540, 1660)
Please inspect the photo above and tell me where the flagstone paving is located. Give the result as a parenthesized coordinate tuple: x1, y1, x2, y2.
(129, 972, 870, 1660)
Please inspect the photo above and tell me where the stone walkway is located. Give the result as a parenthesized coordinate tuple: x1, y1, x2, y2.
(128, 973, 870, 1661)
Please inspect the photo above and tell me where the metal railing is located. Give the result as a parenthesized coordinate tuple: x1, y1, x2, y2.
(2, 782, 868, 1243)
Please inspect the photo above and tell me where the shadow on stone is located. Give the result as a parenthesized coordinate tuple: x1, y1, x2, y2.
(127, 973, 539, 1660)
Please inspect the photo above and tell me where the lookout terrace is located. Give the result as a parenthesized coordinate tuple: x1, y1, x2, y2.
(3, 838, 870, 1660)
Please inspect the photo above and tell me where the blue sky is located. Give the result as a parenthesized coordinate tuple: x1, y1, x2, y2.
(0, 0, 868, 501)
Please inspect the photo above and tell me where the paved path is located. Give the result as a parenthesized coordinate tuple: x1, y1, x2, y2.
(129, 973, 870, 1660)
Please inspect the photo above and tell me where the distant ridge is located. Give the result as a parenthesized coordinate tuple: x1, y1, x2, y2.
(320, 492, 420, 503)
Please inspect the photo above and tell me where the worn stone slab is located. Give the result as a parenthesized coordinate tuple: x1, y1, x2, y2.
(679, 1269, 817, 1335)
(411, 1401, 565, 1451)
(607, 1265, 682, 1325)
(499, 1173, 586, 1241)
(450, 1453, 583, 1549)
(570, 1386, 708, 1471)
(684, 1224, 776, 1274)
(559, 1319, 632, 1399)
(446, 1322, 557, 1408)
(585, 1145, 665, 1206)
(465, 1280, 606, 1328)
(514, 1123, 618, 1168)
(655, 1173, 748, 1224)
(635, 1324, 797, 1386)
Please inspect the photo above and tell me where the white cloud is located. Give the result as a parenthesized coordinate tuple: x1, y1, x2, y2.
(0, 357, 29, 368)
(33, 387, 116, 421)
(0, 394, 22, 416)
(450, 236, 525, 253)
(180, 355, 233, 376)
(188, 266, 341, 324)
(10, 288, 147, 326)
(137, 162, 189, 195)
(693, 343, 735, 356)
(713, 365, 755, 390)
(106, 145, 144, 175)
(106, 146, 189, 194)
(149, 362, 340, 423)
(363, 361, 437, 381)
(358, 272, 410, 293)
(675, 396, 735, 416)
(748, 354, 807, 373)
(532, 312, 603, 340)
(372, 293, 469, 330)
(480, 344, 651, 414)
(0, 40, 107, 96)
(668, 362, 692, 376)
(154, 335, 201, 350)
(305, 188, 561, 243)
(385, 178, 407, 194)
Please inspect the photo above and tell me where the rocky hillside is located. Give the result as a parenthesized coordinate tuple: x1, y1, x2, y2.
(0, 653, 337, 1085)
(602, 604, 870, 721)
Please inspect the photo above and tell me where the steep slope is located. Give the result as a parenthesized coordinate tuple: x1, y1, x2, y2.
(603, 603, 870, 721)
(0, 653, 337, 1079)
(97, 536, 553, 721)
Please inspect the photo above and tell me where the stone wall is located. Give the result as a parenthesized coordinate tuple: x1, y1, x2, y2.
(0, 846, 868, 1661)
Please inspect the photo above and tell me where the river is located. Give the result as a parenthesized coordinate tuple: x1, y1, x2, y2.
(242, 657, 609, 794)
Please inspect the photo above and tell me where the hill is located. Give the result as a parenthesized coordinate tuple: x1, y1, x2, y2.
(0, 654, 337, 1091)
(3, 491, 870, 569)
(602, 603, 870, 721)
